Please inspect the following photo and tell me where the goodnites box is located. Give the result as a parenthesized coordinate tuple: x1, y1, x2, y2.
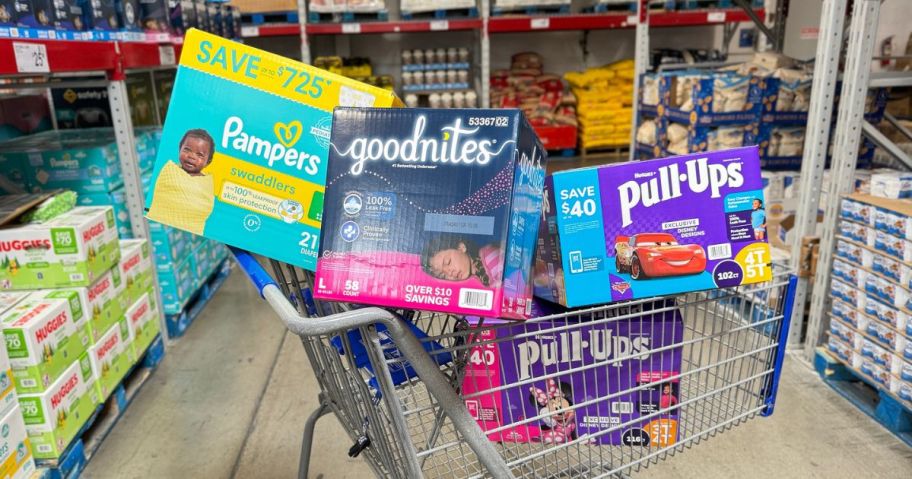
(315, 108, 547, 319)
(144, 29, 401, 272)
(535, 147, 771, 307)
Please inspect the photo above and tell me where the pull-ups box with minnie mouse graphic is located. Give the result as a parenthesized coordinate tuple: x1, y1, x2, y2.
(461, 301, 683, 446)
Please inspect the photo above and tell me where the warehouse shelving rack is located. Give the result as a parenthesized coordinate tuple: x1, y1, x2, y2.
(788, 0, 912, 358)
(0, 37, 181, 343)
(242, 0, 772, 148)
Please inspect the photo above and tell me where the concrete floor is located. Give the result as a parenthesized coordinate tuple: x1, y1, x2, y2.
(83, 268, 912, 478)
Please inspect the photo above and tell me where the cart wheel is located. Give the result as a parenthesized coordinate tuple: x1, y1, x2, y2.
(631, 256, 645, 280)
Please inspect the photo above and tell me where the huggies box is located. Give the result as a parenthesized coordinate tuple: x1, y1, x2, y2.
(314, 108, 547, 319)
(144, 29, 401, 272)
(535, 146, 771, 308)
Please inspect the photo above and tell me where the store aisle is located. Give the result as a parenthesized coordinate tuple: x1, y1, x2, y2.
(84, 268, 912, 479)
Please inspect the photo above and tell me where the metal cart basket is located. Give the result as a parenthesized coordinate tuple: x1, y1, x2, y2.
(231, 248, 796, 479)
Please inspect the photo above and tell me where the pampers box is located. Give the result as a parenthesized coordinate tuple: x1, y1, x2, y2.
(535, 146, 771, 307)
(144, 29, 401, 271)
(462, 302, 683, 446)
(0, 206, 120, 290)
(18, 352, 97, 460)
(315, 108, 547, 319)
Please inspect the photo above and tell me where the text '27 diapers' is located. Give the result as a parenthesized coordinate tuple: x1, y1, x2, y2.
(314, 108, 548, 319)
(144, 29, 402, 271)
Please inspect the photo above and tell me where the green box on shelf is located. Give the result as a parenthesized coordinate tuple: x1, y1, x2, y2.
(88, 317, 134, 401)
(18, 351, 98, 460)
(126, 291, 160, 360)
(1, 295, 91, 395)
(27, 267, 125, 344)
(118, 239, 154, 306)
(0, 206, 120, 290)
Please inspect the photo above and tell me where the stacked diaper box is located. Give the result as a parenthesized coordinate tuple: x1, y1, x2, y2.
(633, 70, 760, 158)
(0, 127, 159, 239)
(830, 193, 912, 408)
(0, 294, 37, 479)
(148, 221, 228, 315)
(659, 69, 761, 156)
(0, 204, 163, 459)
(634, 73, 665, 160)
(753, 69, 886, 170)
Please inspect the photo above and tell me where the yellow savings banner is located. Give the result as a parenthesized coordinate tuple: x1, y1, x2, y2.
(144, 29, 401, 271)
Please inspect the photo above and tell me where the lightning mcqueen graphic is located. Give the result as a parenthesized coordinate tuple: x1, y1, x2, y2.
(614, 233, 706, 280)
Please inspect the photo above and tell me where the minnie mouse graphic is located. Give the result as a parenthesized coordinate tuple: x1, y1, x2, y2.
(530, 378, 576, 444)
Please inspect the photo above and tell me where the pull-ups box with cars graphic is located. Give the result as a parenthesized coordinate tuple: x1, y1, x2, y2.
(535, 146, 771, 308)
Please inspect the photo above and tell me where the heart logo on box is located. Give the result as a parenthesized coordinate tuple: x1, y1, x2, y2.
(274, 120, 303, 148)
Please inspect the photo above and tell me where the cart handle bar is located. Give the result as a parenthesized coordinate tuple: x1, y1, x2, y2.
(229, 247, 514, 478)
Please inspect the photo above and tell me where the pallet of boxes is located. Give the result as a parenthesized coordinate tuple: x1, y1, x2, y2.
(0, 202, 160, 465)
(564, 60, 636, 158)
(828, 175, 912, 407)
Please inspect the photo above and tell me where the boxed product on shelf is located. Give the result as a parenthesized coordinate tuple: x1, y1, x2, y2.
(535, 146, 772, 308)
(401, 0, 474, 14)
(757, 68, 812, 123)
(126, 291, 160, 357)
(228, 0, 295, 12)
(138, 0, 170, 32)
(81, 0, 120, 31)
(492, 0, 569, 12)
(664, 121, 756, 156)
(565, 60, 634, 150)
(88, 316, 134, 400)
(0, 335, 17, 419)
(871, 171, 912, 200)
(462, 302, 683, 446)
(827, 335, 855, 365)
(157, 253, 194, 313)
(839, 220, 876, 247)
(863, 298, 911, 337)
(0, 294, 91, 394)
(118, 239, 154, 306)
(116, 0, 142, 30)
(0, 405, 36, 479)
(835, 237, 873, 268)
(863, 274, 910, 309)
(0, 206, 120, 290)
(844, 194, 912, 239)
(51, 87, 112, 129)
(0, 292, 29, 316)
(638, 73, 661, 117)
(222, 4, 236, 39)
(829, 315, 859, 346)
(315, 108, 547, 319)
(0, 94, 53, 143)
(832, 258, 867, 288)
(50, 0, 85, 30)
(874, 229, 912, 262)
(308, 0, 386, 13)
(634, 117, 665, 160)
(27, 267, 125, 343)
(205, 0, 219, 35)
(491, 53, 577, 151)
(18, 352, 97, 460)
(144, 29, 401, 273)
(148, 222, 192, 270)
(192, 0, 207, 31)
(660, 71, 762, 126)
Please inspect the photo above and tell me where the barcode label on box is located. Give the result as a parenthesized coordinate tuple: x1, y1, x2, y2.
(611, 402, 634, 414)
(459, 289, 493, 310)
(708, 243, 732, 260)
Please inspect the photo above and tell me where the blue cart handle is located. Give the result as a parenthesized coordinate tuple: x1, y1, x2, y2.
(229, 247, 276, 298)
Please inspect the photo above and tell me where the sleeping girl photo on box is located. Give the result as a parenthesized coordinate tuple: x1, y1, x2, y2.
(146, 129, 216, 235)
(421, 235, 504, 288)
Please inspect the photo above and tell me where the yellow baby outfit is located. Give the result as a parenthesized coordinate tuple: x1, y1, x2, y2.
(146, 161, 215, 235)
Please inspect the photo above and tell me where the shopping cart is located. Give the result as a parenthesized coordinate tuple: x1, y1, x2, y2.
(231, 247, 796, 479)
